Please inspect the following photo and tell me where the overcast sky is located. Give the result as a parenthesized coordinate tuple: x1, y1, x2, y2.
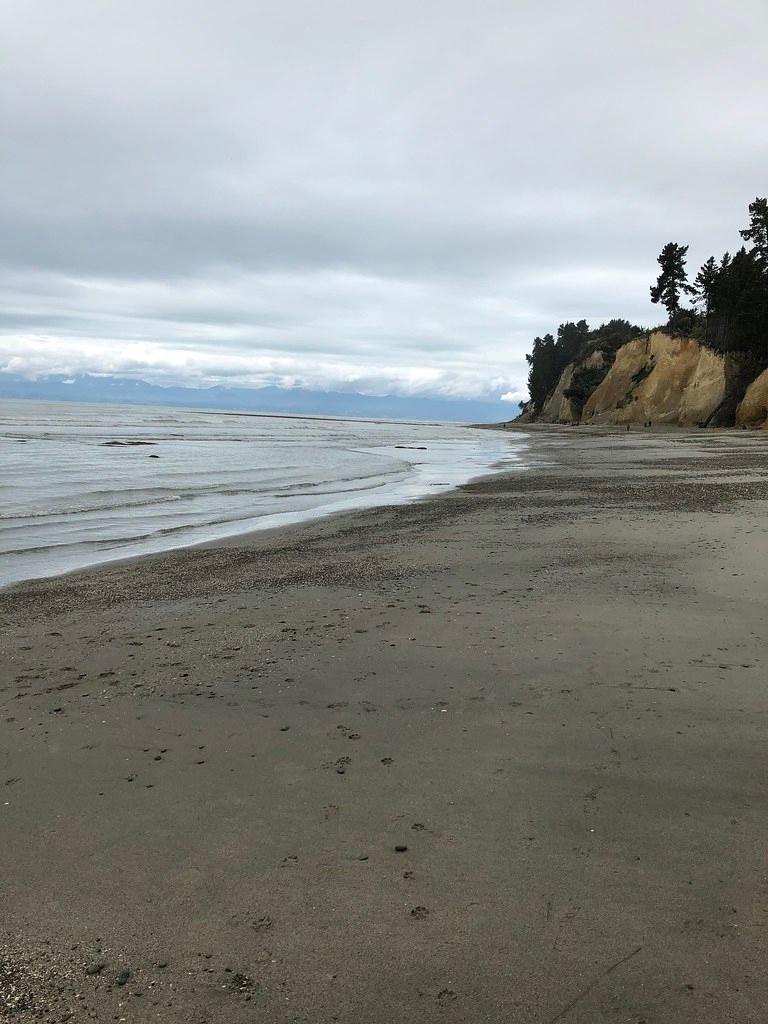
(1, 0, 766, 403)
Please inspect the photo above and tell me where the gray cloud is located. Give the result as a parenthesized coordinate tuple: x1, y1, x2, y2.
(1, 0, 766, 401)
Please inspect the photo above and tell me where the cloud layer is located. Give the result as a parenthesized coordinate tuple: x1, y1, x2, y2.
(1, 0, 766, 401)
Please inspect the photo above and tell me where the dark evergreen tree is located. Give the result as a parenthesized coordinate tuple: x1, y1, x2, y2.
(650, 242, 695, 319)
(739, 197, 768, 265)
(556, 320, 590, 367)
(587, 319, 645, 353)
(726, 248, 768, 350)
(694, 256, 719, 315)
(525, 334, 557, 410)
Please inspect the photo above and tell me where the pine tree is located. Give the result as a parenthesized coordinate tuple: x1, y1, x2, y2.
(694, 256, 719, 315)
(739, 197, 768, 265)
(650, 242, 695, 319)
(525, 334, 557, 410)
(556, 320, 590, 367)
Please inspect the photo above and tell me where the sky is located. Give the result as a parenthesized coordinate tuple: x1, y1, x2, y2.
(1, 0, 766, 406)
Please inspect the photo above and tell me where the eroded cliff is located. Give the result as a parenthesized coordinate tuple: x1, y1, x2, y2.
(582, 332, 726, 426)
(537, 351, 605, 423)
(736, 368, 768, 427)
(522, 330, 756, 427)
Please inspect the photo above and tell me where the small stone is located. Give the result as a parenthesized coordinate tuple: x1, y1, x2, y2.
(85, 962, 106, 975)
(116, 969, 131, 986)
(394, 844, 408, 853)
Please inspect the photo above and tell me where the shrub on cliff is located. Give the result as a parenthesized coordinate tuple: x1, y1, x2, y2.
(563, 364, 608, 414)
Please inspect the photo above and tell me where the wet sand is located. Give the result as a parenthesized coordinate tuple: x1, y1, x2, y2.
(3, 427, 768, 1023)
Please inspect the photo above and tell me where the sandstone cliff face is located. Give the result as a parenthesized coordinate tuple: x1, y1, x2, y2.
(538, 351, 605, 423)
(736, 368, 768, 427)
(537, 363, 577, 423)
(581, 332, 726, 426)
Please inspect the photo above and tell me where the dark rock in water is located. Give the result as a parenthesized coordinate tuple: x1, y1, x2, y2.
(148, 454, 160, 458)
(115, 969, 131, 986)
(102, 440, 157, 446)
(395, 445, 427, 450)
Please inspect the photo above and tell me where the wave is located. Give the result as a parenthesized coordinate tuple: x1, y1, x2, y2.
(0, 408, 525, 586)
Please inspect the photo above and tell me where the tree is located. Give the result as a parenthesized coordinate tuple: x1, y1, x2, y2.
(726, 247, 768, 350)
(694, 256, 719, 315)
(739, 197, 768, 265)
(650, 242, 695, 319)
(704, 247, 768, 354)
(525, 334, 557, 410)
(556, 320, 590, 367)
(587, 319, 646, 354)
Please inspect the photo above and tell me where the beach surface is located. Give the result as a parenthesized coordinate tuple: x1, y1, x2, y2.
(3, 426, 768, 1023)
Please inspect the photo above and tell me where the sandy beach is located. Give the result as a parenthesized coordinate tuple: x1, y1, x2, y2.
(3, 426, 768, 1023)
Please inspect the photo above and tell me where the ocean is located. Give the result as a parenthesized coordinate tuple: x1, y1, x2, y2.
(0, 399, 528, 587)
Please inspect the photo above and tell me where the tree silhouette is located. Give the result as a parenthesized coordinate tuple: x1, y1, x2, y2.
(694, 256, 719, 315)
(739, 197, 768, 265)
(650, 242, 695, 319)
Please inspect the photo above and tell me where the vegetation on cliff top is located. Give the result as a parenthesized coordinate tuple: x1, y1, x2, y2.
(525, 320, 644, 412)
(524, 197, 768, 415)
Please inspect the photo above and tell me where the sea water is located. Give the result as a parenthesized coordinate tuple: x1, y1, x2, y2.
(0, 399, 528, 587)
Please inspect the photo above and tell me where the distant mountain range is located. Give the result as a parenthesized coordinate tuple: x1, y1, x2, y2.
(0, 372, 516, 423)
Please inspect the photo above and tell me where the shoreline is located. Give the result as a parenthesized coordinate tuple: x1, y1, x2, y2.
(4, 427, 768, 1022)
(0, 461, 522, 598)
(1, 416, 524, 593)
(0, 419, 745, 601)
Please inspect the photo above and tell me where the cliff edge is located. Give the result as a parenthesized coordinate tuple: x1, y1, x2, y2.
(582, 332, 725, 426)
(522, 330, 763, 428)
